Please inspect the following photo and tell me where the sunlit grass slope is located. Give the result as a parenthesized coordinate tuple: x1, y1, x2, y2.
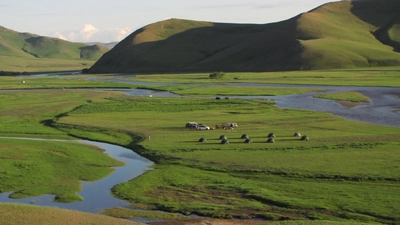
(297, 0, 400, 69)
(89, 0, 400, 73)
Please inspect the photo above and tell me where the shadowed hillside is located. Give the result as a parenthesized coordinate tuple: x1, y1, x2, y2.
(89, 0, 400, 73)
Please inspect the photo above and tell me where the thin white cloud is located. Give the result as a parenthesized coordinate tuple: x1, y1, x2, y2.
(52, 32, 67, 41)
(51, 24, 132, 43)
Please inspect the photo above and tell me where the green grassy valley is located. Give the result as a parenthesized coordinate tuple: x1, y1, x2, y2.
(1, 0, 400, 224)
(0, 26, 109, 72)
(88, 0, 400, 73)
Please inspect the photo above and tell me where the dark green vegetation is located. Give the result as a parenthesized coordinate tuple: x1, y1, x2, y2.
(209, 72, 225, 79)
(89, 0, 400, 73)
(52, 94, 400, 224)
(0, 26, 109, 72)
(0, 204, 143, 225)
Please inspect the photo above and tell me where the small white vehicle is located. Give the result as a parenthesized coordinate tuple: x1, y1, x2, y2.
(197, 124, 210, 130)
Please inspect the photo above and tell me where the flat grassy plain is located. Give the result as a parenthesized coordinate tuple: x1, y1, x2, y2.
(139, 85, 323, 96)
(0, 70, 399, 224)
(0, 75, 132, 90)
(113, 69, 400, 87)
(0, 55, 95, 73)
(54, 96, 400, 223)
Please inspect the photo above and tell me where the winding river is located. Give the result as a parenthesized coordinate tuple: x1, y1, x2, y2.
(0, 138, 153, 214)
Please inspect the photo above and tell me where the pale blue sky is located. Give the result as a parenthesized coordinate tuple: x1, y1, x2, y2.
(0, 0, 336, 43)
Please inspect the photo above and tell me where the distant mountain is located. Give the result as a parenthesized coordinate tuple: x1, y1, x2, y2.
(88, 0, 400, 73)
(0, 26, 109, 60)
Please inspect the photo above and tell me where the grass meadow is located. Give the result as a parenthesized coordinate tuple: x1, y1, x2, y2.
(54, 95, 400, 223)
(0, 70, 399, 224)
(0, 75, 132, 90)
(110, 69, 400, 87)
(0, 55, 95, 73)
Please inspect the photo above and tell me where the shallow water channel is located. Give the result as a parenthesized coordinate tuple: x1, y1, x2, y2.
(0, 138, 153, 214)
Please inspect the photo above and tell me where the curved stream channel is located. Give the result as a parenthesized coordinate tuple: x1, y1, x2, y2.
(0, 138, 153, 214)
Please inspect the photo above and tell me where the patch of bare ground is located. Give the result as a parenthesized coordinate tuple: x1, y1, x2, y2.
(335, 100, 360, 108)
(148, 218, 264, 225)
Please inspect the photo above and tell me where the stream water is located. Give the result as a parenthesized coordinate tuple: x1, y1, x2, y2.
(0, 138, 153, 214)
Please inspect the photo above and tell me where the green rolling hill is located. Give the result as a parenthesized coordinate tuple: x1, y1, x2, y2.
(0, 26, 110, 72)
(88, 0, 400, 73)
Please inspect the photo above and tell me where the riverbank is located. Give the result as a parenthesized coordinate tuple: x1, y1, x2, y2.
(0, 137, 153, 214)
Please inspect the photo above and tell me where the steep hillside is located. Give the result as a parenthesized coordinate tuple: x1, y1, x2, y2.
(296, 0, 400, 69)
(89, 0, 400, 73)
(0, 26, 110, 72)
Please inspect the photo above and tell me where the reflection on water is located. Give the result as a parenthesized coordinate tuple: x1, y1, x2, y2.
(0, 138, 153, 214)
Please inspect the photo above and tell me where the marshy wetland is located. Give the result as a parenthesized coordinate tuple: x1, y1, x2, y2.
(0, 70, 399, 224)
